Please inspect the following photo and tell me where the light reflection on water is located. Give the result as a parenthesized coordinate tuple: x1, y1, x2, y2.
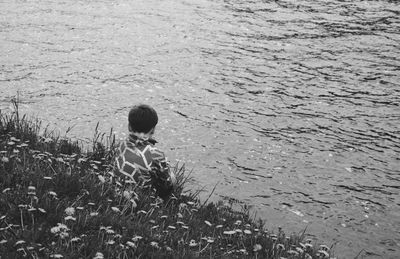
(1, 0, 399, 257)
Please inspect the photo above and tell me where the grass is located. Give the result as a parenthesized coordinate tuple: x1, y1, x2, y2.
(0, 100, 335, 259)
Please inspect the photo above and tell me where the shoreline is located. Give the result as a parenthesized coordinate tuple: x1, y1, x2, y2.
(0, 105, 333, 258)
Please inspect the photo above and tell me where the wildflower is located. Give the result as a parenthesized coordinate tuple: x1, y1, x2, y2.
(27, 186, 36, 195)
(207, 238, 215, 243)
(318, 250, 329, 258)
(187, 201, 195, 206)
(305, 243, 313, 249)
(0, 239, 7, 244)
(64, 216, 76, 221)
(216, 224, 223, 229)
(239, 249, 247, 254)
(7, 141, 15, 146)
(254, 228, 259, 232)
(151, 225, 159, 230)
(93, 252, 104, 259)
(244, 229, 252, 235)
(277, 244, 285, 250)
(106, 240, 115, 245)
(28, 207, 37, 212)
(90, 212, 99, 217)
(245, 224, 251, 228)
(253, 244, 262, 252)
(188, 240, 198, 247)
(76, 207, 84, 210)
(234, 220, 242, 225)
(235, 229, 243, 234)
(126, 241, 136, 249)
(71, 237, 81, 242)
(64, 207, 75, 216)
(165, 246, 173, 252)
(132, 235, 143, 242)
(150, 241, 160, 249)
(14, 240, 26, 246)
(123, 190, 131, 199)
(1, 157, 9, 163)
(111, 207, 121, 213)
(98, 175, 105, 183)
(177, 212, 183, 218)
(130, 199, 137, 208)
(138, 210, 147, 215)
(48, 191, 57, 197)
(319, 244, 330, 251)
(50, 254, 63, 258)
(168, 225, 176, 230)
(43, 176, 52, 180)
(296, 247, 304, 253)
(149, 219, 156, 224)
(182, 225, 189, 230)
(106, 229, 115, 235)
(204, 220, 212, 227)
(176, 221, 184, 225)
(160, 215, 168, 219)
(88, 202, 95, 206)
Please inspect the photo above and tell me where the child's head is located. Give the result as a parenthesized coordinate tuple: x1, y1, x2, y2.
(128, 104, 158, 134)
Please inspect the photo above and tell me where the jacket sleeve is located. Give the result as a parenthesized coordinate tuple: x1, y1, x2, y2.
(149, 147, 176, 199)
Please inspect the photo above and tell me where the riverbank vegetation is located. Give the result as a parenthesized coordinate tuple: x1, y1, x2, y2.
(0, 101, 335, 258)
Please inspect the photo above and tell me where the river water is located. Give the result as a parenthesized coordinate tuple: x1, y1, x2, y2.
(1, 0, 399, 257)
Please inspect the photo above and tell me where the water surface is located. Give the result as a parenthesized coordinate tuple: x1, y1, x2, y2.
(1, 0, 399, 257)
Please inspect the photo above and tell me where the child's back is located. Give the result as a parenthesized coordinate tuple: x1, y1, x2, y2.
(115, 104, 175, 199)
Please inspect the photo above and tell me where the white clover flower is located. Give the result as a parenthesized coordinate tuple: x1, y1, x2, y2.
(106, 229, 115, 235)
(71, 237, 81, 242)
(244, 229, 252, 235)
(188, 240, 198, 247)
(132, 235, 143, 242)
(64, 216, 76, 221)
(126, 241, 136, 249)
(106, 240, 115, 245)
(1, 157, 9, 163)
(15, 240, 26, 246)
(123, 191, 131, 199)
(48, 191, 57, 197)
(111, 207, 120, 213)
(64, 207, 75, 216)
(98, 175, 105, 183)
(50, 226, 60, 234)
(93, 252, 104, 259)
(50, 254, 63, 258)
(253, 244, 262, 252)
(150, 241, 159, 249)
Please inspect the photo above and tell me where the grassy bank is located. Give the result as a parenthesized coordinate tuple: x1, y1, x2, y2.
(0, 103, 334, 258)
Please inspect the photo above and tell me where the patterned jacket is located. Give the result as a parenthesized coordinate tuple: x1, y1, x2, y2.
(115, 134, 174, 198)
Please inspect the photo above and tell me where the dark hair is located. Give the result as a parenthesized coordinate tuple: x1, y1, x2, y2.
(128, 104, 158, 133)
